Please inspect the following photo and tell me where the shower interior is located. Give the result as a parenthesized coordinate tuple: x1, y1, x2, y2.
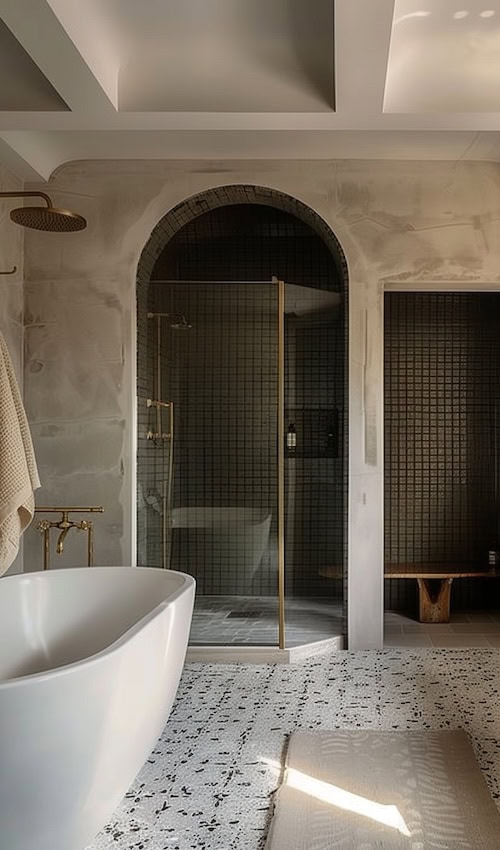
(136, 204, 346, 648)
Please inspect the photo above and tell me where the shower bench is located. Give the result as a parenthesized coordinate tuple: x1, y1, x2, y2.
(384, 564, 500, 623)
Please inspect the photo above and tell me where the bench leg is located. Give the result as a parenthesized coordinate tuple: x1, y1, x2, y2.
(416, 578, 453, 623)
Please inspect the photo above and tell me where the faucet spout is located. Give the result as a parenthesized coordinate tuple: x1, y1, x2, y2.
(55, 513, 73, 554)
(56, 525, 71, 554)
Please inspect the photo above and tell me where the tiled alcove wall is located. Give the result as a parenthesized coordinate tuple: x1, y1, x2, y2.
(137, 193, 348, 603)
(384, 291, 500, 612)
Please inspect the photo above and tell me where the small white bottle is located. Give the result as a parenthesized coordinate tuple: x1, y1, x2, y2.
(488, 546, 499, 570)
(286, 423, 297, 454)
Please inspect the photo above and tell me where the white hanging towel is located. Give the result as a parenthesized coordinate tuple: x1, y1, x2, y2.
(0, 332, 40, 575)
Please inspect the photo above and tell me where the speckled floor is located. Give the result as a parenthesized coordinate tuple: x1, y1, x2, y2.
(87, 650, 500, 850)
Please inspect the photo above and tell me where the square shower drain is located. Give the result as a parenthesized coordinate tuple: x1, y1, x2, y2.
(227, 611, 262, 619)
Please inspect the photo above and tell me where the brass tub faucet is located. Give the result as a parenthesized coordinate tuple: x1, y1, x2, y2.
(35, 506, 104, 570)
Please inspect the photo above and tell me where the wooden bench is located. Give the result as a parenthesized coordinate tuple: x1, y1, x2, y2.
(385, 564, 499, 623)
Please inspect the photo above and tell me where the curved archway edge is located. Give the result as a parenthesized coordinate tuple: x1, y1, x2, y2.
(137, 184, 349, 287)
(135, 183, 350, 644)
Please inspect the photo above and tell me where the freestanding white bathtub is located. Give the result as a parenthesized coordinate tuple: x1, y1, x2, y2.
(171, 506, 272, 593)
(0, 566, 195, 850)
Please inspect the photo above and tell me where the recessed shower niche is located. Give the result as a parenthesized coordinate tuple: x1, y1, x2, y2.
(136, 194, 348, 649)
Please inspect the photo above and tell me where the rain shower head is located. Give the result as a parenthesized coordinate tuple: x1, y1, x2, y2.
(147, 312, 192, 329)
(170, 315, 192, 330)
(0, 191, 87, 232)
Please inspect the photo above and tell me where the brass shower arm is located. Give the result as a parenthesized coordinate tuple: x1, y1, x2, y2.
(0, 191, 52, 207)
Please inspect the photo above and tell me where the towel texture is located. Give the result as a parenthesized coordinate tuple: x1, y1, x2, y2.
(0, 333, 40, 575)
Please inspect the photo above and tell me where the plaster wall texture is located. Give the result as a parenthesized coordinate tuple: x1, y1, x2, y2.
(0, 164, 25, 575)
(20, 158, 500, 647)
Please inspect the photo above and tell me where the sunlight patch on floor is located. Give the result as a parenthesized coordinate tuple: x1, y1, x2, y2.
(262, 757, 411, 837)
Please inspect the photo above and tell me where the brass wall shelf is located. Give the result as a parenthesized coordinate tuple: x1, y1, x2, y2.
(285, 449, 340, 459)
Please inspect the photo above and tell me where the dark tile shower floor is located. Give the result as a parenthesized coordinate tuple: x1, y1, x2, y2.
(189, 595, 344, 646)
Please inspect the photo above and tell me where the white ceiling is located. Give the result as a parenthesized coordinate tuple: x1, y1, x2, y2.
(2, 0, 500, 180)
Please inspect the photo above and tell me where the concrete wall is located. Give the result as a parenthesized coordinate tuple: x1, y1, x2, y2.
(20, 159, 500, 647)
(0, 165, 25, 575)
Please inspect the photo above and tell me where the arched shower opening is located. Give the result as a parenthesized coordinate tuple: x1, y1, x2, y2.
(136, 186, 348, 651)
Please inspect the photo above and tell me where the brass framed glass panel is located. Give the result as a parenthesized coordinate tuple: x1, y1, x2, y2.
(145, 280, 281, 646)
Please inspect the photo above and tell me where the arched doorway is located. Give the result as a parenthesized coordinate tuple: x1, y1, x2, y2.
(136, 186, 348, 652)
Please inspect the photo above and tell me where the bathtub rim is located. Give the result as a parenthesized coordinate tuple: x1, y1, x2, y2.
(0, 566, 195, 690)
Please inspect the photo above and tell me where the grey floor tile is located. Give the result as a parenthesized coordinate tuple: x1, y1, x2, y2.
(463, 611, 497, 623)
(450, 623, 500, 634)
(430, 635, 492, 647)
(449, 612, 473, 623)
(402, 624, 455, 634)
(189, 594, 344, 647)
(383, 634, 433, 647)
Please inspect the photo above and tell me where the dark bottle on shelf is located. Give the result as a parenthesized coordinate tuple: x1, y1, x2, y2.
(325, 410, 339, 457)
(325, 428, 336, 455)
(286, 423, 297, 455)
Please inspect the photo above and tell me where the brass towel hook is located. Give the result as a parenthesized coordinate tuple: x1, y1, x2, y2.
(0, 265, 16, 275)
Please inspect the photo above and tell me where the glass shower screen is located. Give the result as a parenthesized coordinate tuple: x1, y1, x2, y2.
(140, 278, 344, 648)
(155, 280, 281, 646)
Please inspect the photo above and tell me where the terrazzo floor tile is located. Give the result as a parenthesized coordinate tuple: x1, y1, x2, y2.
(87, 650, 500, 850)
